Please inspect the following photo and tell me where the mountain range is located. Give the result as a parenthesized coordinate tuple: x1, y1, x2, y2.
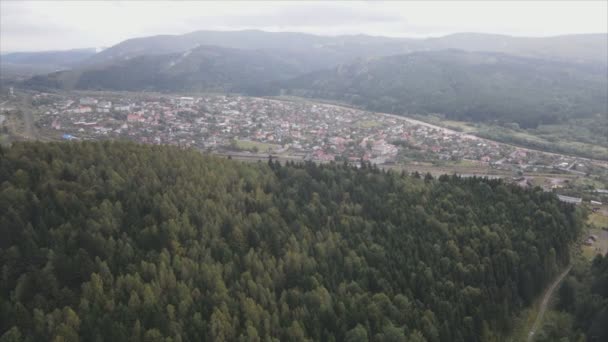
(14, 30, 608, 127)
(0, 48, 99, 79)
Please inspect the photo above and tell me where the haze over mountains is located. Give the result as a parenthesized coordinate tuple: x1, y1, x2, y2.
(0, 48, 98, 79)
(13, 30, 608, 127)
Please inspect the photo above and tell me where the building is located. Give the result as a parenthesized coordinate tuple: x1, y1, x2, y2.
(97, 101, 112, 113)
(114, 104, 131, 112)
(178, 97, 195, 107)
(71, 106, 92, 114)
(127, 113, 145, 123)
(80, 97, 98, 106)
(557, 195, 582, 205)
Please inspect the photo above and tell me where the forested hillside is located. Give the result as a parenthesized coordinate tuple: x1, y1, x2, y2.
(24, 45, 302, 92)
(271, 50, 608, 128)
(0, 142, 583, 341)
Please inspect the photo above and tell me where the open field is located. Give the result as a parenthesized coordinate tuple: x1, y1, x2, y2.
(439, 120, 477, 132)
(356, 120, 381, 128)
(588, 210, 608, 228)
(582, 209, 608, 260)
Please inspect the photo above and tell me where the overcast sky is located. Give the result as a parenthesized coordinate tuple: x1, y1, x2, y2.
(1, 0, 607, 52)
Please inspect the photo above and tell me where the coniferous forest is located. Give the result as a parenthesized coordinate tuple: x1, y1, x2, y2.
(0, 141, 583, 341)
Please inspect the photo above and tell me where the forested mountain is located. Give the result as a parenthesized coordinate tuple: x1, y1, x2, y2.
(0, 141, 583, 341)
(423, 33, 608, 65)
(82, 30, 415, 72)
(85, 30, 608, 68)
(0, 48, 98, 79)
(24, 45, 303, 92)
(269, 50, 608, 128)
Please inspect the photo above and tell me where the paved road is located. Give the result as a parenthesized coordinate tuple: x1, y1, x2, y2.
(527, 265, 572, 341)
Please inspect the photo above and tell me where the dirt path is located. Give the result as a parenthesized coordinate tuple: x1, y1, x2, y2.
(527, 265, 572, 341)
(22, 108, 35, 138)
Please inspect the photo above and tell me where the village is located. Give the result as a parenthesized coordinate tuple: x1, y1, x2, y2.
(21, 92, 600, 174)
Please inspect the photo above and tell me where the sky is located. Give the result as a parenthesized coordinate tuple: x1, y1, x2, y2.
(1, 0, 607, 53)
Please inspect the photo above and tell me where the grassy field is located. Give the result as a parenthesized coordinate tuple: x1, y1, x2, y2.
(0, 134, 9, 146)
(356, 120, 382, 128)
(439, 120, 478, 132)
(588, 210, 608, 228)
(581, 210, 608, 260)
(233, 139, 281, 153)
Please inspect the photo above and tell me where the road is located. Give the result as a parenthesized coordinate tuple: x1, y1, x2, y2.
(527, 265, 572, 341)
(21, 107, 35, 139)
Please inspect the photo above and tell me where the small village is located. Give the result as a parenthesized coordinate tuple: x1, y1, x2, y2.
(22, 92, 599, 173)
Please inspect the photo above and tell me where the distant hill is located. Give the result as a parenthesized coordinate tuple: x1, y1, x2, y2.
(25, 45, 302, 91)
(267, 50, 608, 128)
(85, 30, 608, 69)
(83, 30, 419, 73)
(424, 33, 608, 65)
(0, 48, 98, 79)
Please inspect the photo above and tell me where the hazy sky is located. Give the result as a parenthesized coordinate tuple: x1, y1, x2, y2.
(1, 0, 607, 52)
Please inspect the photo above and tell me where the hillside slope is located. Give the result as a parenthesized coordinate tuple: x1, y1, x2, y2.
(85, 30, 608, 68)
(271, 50, 608, 128)
(25, 45, 302, 91)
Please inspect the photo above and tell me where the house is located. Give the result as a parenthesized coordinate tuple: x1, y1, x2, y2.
(591, 200, 603, 206)
(127, 113, 144, 123)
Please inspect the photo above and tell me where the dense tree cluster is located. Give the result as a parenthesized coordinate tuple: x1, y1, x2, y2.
(0, 141, 582, 341)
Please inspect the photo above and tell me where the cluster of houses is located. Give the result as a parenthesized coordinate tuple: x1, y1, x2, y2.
(23, 92, 608, 178)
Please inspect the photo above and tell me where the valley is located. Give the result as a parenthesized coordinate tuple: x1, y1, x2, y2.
(1, 7, 607, 340)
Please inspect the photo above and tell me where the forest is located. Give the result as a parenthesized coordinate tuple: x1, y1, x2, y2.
(0, 141, 583, 341)
(272, 50, 607, 129)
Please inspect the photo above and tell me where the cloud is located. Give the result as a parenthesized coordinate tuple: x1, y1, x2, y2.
(1, 1, 606, 52)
